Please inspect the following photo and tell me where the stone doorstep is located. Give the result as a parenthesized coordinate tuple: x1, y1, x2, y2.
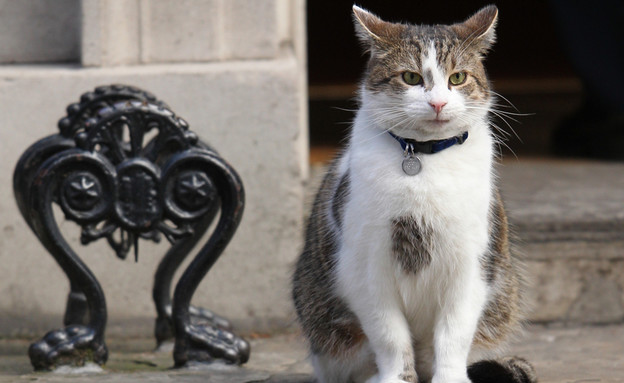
(499, 159, 624, 249)
(499, 159, 624, 324)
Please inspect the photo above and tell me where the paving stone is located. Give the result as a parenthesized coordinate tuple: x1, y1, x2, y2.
(512, 325, 624, 383)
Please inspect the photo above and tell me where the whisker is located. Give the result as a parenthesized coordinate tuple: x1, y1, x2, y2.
(463, 104, 524, 143)
(350, 116, 408, 146)
(332, 106, 359, 113)
(488, 90, 521, 112)
(464, 103, 531, 118)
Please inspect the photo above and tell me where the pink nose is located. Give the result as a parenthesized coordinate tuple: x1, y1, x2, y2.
(429, 101, 447, 114)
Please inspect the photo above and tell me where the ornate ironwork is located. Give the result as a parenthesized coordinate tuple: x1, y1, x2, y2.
(14, 85, 249, 370)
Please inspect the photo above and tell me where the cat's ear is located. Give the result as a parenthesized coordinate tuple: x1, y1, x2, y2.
(352, 5, 403, 52)
(452, 5, 498, 53)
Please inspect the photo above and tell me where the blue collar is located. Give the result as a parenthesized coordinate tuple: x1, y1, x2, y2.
(388, 131, 468, 154)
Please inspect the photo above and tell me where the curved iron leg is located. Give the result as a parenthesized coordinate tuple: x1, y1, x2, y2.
(171, 155, 249, 367)
(64, 285, 89, 326)
(153, 201, 232, 346)
(13, 135, 75, 223)
(26, 164, 108, 370)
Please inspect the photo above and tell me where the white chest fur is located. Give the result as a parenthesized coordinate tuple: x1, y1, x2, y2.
(335, 112, 494, 339)
(344, 112, 493, 253)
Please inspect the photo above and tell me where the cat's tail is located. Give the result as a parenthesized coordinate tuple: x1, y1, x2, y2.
(468, 356, 537, 383)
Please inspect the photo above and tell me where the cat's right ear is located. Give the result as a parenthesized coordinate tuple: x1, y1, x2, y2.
(352, 5, 401, 52)
(451, 5, 498, 53)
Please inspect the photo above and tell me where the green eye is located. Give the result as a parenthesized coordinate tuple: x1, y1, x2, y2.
(402, 72, 423, 86)
(449, 72, 467, 85)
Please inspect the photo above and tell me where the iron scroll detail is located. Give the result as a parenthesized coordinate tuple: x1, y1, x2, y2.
(14, 85, 249, 370)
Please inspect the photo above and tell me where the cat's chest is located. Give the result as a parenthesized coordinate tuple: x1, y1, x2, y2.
(346, 136, 491, 220)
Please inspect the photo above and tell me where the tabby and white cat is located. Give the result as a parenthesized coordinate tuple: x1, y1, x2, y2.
(293, 5, 536, 383)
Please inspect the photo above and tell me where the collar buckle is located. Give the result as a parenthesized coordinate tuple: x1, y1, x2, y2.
(403, 143, 415, 158)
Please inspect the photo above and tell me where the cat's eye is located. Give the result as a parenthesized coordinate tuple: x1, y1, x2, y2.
(449, 72, 467, 86)
(402, 72, 423, 86)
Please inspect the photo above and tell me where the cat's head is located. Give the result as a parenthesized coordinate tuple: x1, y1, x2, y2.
(353, 5, 498, 141)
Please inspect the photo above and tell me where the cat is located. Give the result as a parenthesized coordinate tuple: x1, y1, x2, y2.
(292, 5, 536, 383)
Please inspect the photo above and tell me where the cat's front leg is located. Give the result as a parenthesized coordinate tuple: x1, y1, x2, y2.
(338, 250, 417, 383)
(431, 265, 487, 383)
(358, 296, 417, 383)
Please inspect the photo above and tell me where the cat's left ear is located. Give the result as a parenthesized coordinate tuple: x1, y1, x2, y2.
(352, 5, 404, 53)
(452, 5, 498, 53)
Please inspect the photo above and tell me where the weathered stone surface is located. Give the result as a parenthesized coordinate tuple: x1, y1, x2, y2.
(499, 159, 624, 247)
(524, 259, 586, 323)
(511, 325, 624, 383)
(527, 259, 624, 324)
(81, 0, 141, 66)
(0, 0, 80, 64)
(499, 160, 624, 324)
(141, 0, 222, 63)
(222, 0, 281, 60)
(140, 0, 286, 63)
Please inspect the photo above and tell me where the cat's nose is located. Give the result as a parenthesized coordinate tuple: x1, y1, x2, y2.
(429, 101, 447, 114)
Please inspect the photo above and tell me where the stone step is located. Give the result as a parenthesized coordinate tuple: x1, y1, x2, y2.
(500, 159, 624, 324)
(308, 158, 624, 324)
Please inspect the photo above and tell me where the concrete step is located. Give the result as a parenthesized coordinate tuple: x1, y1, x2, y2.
(308, 158, 624, 325)
(500, 159, 624, 324)
(1, 324, 622, 382)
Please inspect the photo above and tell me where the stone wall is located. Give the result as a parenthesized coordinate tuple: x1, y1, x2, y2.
(0, 0, 308, 337)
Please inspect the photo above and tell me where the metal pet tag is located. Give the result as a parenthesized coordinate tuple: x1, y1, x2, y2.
(402, 155, 421, 176)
